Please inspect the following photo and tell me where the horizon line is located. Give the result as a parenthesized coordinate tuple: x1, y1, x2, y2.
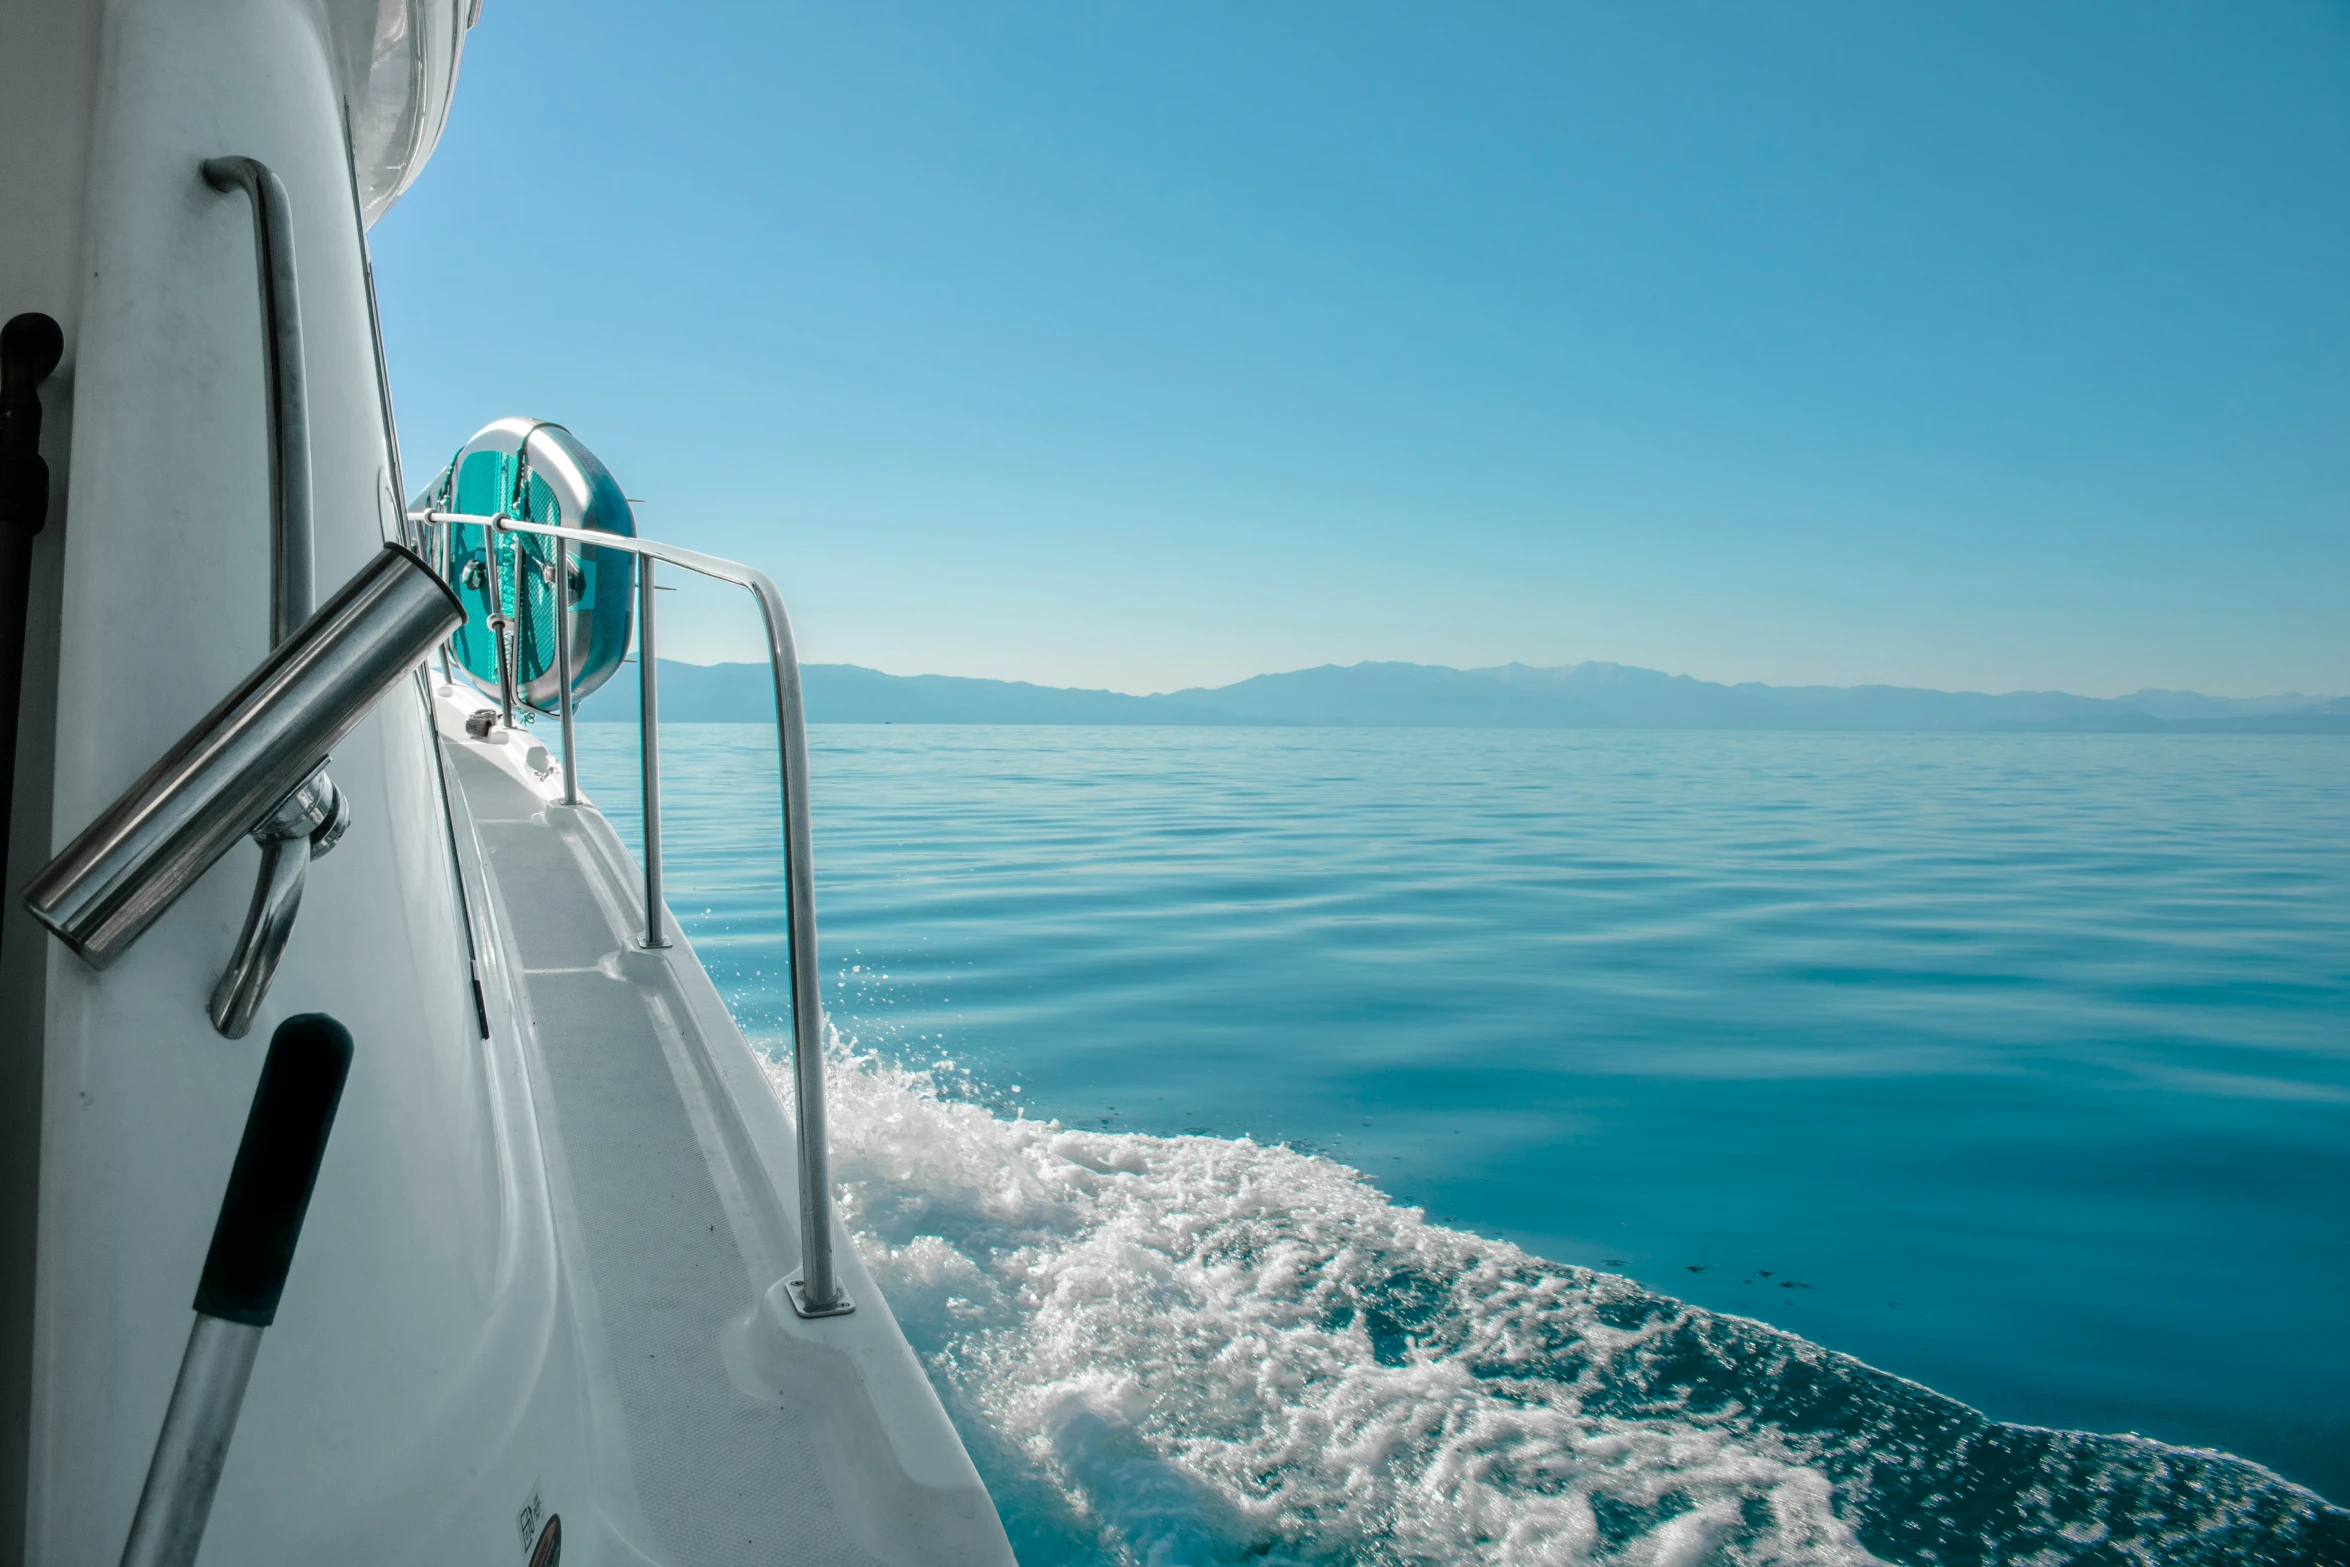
(627, 655, 2341, 707)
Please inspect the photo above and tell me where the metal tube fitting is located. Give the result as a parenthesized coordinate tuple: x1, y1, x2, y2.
(207, 772, 347, 1038)
(24, 545, 463, 969)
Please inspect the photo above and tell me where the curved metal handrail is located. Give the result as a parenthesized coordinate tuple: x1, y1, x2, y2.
(415, 507, 850, 1318)
(201, 157, 312, 640)
(202, 154, 341, 1038)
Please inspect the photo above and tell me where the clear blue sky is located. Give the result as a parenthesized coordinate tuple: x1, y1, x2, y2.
(374, 2, 2350, 696)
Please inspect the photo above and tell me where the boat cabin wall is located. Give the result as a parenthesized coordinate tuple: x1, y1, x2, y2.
(2, 2, 599, 1564)
(0, 2, 104, 1559)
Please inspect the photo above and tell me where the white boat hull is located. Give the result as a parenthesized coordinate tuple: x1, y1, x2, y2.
(0, 2, 1009, 1558)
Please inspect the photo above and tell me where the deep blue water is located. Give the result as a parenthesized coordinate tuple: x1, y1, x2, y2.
(573, 722, 2350, 1561)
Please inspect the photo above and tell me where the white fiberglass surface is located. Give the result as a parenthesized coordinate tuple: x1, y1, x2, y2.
(21, 0, 553, 1556)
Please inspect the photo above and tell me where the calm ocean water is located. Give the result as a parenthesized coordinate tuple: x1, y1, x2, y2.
(573, 722, 2350, 1564)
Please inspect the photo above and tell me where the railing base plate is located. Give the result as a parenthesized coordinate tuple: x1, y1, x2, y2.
(782, 1272, 854, 1319)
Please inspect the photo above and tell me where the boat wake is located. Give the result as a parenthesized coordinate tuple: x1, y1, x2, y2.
(776, 1046, 2348, 1566)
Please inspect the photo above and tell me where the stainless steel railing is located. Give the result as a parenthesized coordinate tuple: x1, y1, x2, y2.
(201, 157, 312, 644)
(199, 154, 354, 1038)
(412, 506, 851, 1319)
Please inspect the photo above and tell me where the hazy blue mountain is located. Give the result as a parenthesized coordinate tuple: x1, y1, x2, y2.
(1733, 683, 2123, 730)
(1475, 661, 1801, 728)
(1474, 662, 2348, 732)
(1162, 662, 1619, 728)
(574, 662, 1252, 725)
(1983, 708, 2350, 735)
(567, 658, 2345, 732)
(2111, 688, 2333, 720)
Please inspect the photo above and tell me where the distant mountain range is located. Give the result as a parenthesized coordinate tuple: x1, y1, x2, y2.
(569, 659, 2349, 733)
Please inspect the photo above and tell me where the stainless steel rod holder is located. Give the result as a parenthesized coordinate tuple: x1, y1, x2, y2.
(636, 555, 667, 948)
(24, 545, 464, 969)
(555, 534, 578, 806)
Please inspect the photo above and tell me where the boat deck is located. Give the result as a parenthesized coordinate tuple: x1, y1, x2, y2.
(438, 694, 1009, 1567)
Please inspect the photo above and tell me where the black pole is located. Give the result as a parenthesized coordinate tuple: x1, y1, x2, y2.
(0, 312, 63, 882)
(118, 1014, 352, 1567)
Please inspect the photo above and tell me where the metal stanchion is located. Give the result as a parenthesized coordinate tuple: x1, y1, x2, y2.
(554, 534, 577, 807)
(636, 555, 666, 947)
(494, 517, 519, 730)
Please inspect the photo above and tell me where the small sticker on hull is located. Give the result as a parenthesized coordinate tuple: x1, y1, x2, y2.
(516, 1487, 545, 1557)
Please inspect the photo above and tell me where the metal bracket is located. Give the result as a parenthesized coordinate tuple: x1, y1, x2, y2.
(208, 769, 347, 1039)
(781, 1271, 854, 1320)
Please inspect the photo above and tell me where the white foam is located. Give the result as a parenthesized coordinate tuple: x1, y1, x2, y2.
(785, 1044, 1888, 1565)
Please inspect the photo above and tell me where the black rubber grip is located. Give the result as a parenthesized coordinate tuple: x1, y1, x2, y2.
(193, 1013, 353, 1325)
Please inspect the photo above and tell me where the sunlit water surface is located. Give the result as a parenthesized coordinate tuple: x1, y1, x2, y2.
(572, 722, 2350, 1564)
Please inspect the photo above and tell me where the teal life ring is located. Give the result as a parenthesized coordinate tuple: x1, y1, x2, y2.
(414, 418, 636, 712)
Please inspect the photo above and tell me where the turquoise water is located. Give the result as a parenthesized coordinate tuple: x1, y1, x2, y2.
(573, 723, 2350, 1563)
